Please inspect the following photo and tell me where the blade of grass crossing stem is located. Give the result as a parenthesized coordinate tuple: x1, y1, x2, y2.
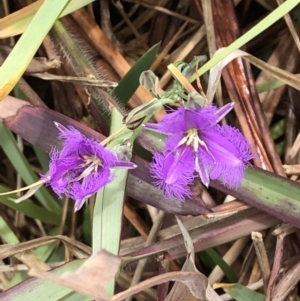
(0, 260, 87, 301)
(93, 109, 132, 296)
(56, 292, 91, 301)
(0, 123, 61, 214)
(0, 0, 95, 39)
(0, 216, 19, 244)
(256, 79, 285, 93)
(32, 228, 60, 265)
(8, 228, 60, 288)
(204, 248, 238, 283)
(190, 0, 300, 81)
(112, 43, 160, 105)
(0, 217, 27, 287)
(0, 0, 70, 100)
(0, 186, 60, 225)
(222, 284, 265, 301)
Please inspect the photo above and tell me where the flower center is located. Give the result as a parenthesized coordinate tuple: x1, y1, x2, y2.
(178, 128, 215, 160)
(72, 155, 103, 182)
(178, 129, 201, 152)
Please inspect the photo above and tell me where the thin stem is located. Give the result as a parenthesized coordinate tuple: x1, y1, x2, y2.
(0, 180, 44, 195)
(125, 211, 165, 301)
(168, 63, 196, 93)
(100, 125, 127, 146)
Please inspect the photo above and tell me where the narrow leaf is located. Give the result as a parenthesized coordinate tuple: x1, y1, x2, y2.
(0, 186, 60, 225)
(190, 0, 300, 81)
(112, 43, 160, 105)
(0, 0, 70, 100)
(93, 109, 132, 295)
(204, 248, 238, 283)
(0, 260, 86, 301)
(219, 283, 265, 301)
(0, 123, 61, 213)
(212, 167, 300, 228)
(0, 0, 95, 38)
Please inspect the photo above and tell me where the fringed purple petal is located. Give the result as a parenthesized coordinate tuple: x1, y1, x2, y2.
(89, 141, 118, 166)
(42, 124, 136, 210)
(199, 125, 253, 188)
(157, 106, 220, 134)
(201, 127, 244, 164)
(164, 146, 194, 185)
(57, 126, 86, 154)
(113, 161, 137, 169)
(71, 168, 114, 211)
(165, 133, 185, 152)
(219, 124, 253, 163)
(156, 106, 188, 134)
(150, 151, 194, 200)
(194, 156, 210, 187)
(149, 104, 253, 197)
(186, 106, 219, 130)
(215, 103, 234, 122)
(143, 123, 160, 132)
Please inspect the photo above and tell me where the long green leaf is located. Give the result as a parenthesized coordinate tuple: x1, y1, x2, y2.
(190, 0, 300, 81)
(0, 0, 95, 38)
(222, 284, 265, 301)
(0, 216, 19, 244)
(0, 123, 61, 214)
(91, 44, 160, 295)
(0, 0, 70, 100)
(93, 109, 132, 296)
(212, 167, 300, 228)
(204, 248, 238, 283)
(8, 228, 60, 288)
(0, 186, 60, 225)
(113, 43, 160, 105)
(0, 260, 86, 301)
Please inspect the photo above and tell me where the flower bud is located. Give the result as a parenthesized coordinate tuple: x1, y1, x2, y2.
(123, 98, 173, 130)
(114, 140, 133, 161)
(139, 70, 157, 91)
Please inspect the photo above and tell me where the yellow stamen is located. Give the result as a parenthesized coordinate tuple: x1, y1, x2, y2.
(178, 128, 216, 162)
(75, 155, 103, 182)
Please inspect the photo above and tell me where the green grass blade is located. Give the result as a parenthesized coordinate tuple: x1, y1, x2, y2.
(93, 109, 132, 296)
(222, 284, 265, 301)
(0, 0, 70, 100)
(59, 293, 92, 301)
(256, 78, 285, 93)
(0, 216, 19, 244)
(203, 248, 238, 283)
(0, 260, 86, 301)
(33, 146, 50, 172)
(0, 123, 61, 214)
(112, 43, 160, 105)
(8, 228, 60, 288)
(0, 0, 95, 38)
(0, 186, 60, 225)
(91, 44, 158, 294)
(190, 0, 300, 81)
(213, 167, 300, 228)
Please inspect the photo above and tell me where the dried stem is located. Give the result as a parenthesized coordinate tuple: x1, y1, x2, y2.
(125, 210, 165, 301)
(251, 231, 270, 292)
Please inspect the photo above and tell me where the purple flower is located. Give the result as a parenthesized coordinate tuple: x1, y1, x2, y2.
(147, 104, 253, 200)
(42, 123, 136, 211)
